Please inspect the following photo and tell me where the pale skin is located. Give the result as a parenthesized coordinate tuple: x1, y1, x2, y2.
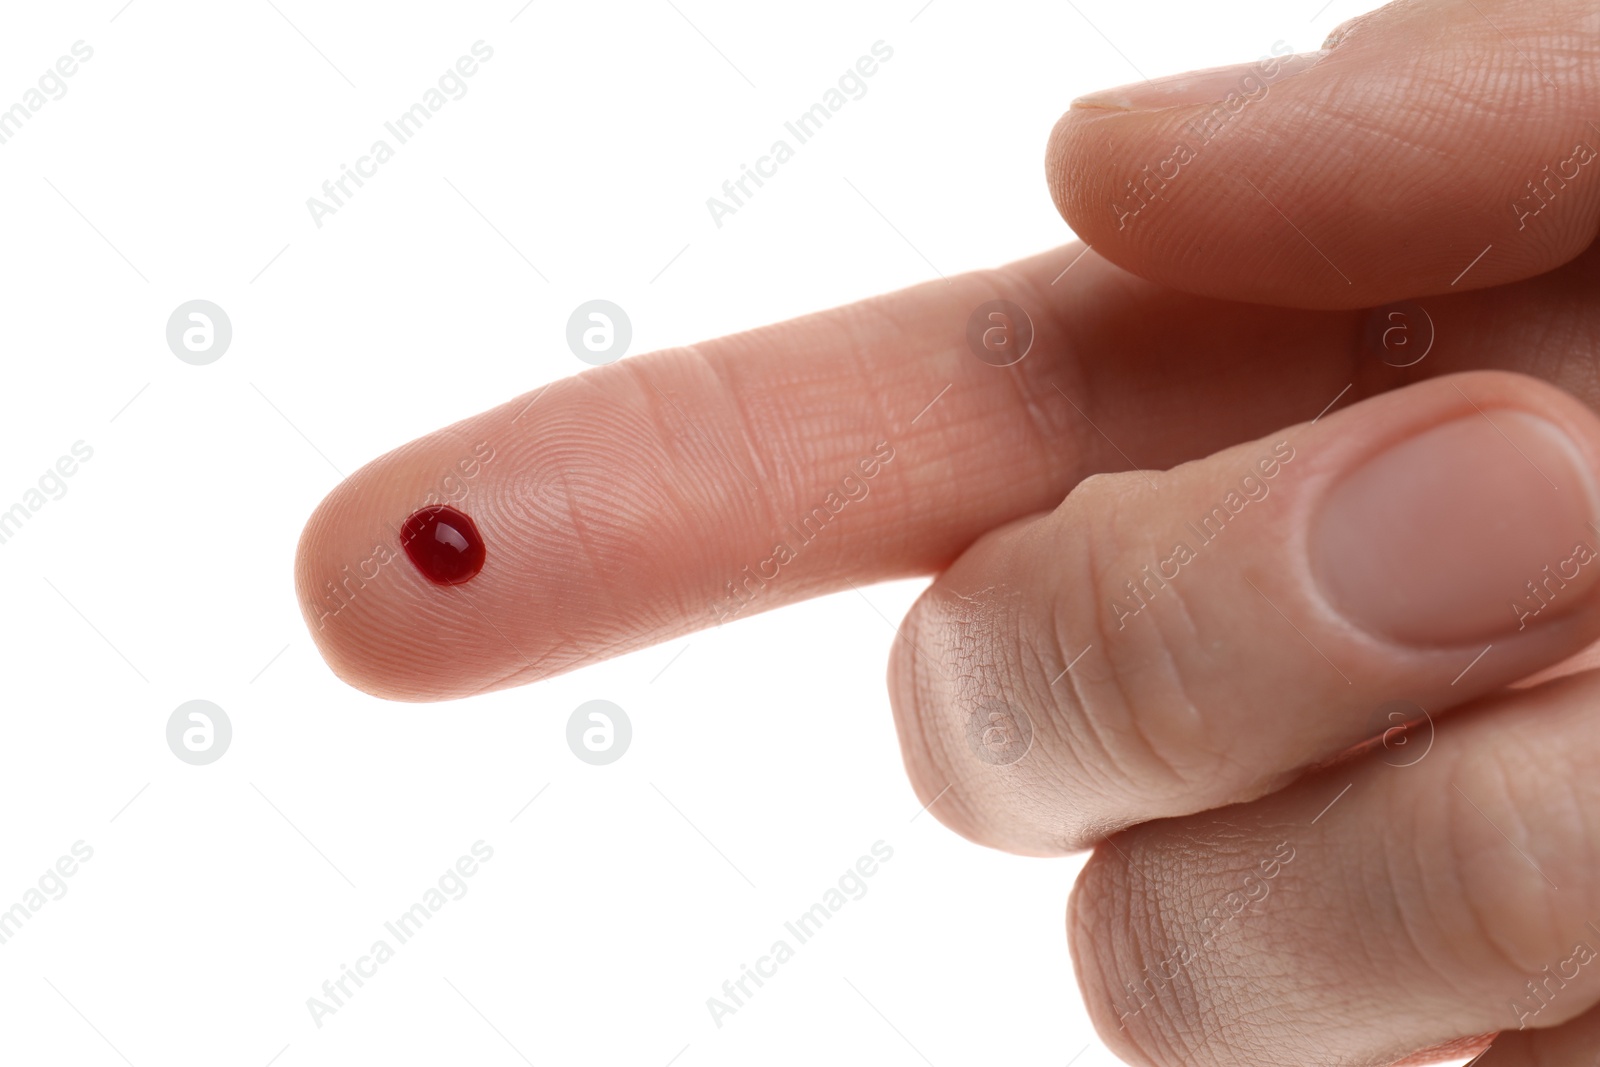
(295, 0, 1600, 1062)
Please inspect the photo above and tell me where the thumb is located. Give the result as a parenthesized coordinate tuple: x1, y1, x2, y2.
(1048, 0, 1600, 309)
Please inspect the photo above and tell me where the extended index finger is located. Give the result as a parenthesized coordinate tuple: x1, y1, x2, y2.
(295, 246, 1360, 701)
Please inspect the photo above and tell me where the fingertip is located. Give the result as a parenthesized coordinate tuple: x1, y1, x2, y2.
(291, 410, 549, 703)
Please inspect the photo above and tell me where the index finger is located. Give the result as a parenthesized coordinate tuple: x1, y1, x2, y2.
(293, 246, 1359, 700)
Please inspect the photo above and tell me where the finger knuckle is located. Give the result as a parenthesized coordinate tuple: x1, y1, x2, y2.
(1444, 742, 1597, 980)
(1054, 476, 1235, 807)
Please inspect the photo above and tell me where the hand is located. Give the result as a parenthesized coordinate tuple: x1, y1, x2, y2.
(295, 0, 1600, 1061)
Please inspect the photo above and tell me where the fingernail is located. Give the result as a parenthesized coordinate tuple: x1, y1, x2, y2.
(1311, 412, 1600, 646)
(1072, 51, 1325, 112)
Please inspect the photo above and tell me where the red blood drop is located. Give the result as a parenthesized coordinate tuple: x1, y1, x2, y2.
(400, 505, 486, 585)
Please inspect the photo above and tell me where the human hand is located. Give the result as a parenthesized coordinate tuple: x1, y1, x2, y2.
(295, 0, 1600, 1061)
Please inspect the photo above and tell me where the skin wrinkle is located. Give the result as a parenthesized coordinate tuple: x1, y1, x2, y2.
(449, 581, 538, 667)
(670, 343, 792, 543)
(1186, 1008, 1275, 1067)
(914, 583, 1066, 848)
(1308, 93, 1476, 176)
(1009, 621, 1091, 828)
(1132, 515, 1223, 779)
(1482, 740, 1573, 970)
(1453, 739, 1582, 998)
(1075, 481, 1216, 808)
(1000, 584, 1055, 705)
(1078, 569, 1200, 822)
(1035, 561, 1129, 816)
(1113, 604, 1209, 796)
(823, 303, 933, 567)
(989, 263, 1084, 483)
(497, 622, 682, 694)
(1093, 851, 1182, 1067)
(684, 341, 781, 494)
(787, 300, 934, 556)
(1376, 793, 1472, 1032)
(1063, 513, 1172, 826)
(1526, 738, 1600, 964)
(1404, 796, 1520, 1014)
(1014, 256, 1109, 485)
(889, 353, 970, 542)
(1502, 730, 1581, 957)
(466, 652, 545, 699)
(995, 340, 1067, 490)
(1056, 661, 1135, 834)
(938, 589, 991, 695)
(1132, 840, 1252, 1065)
(1150, 898, 1218, 1063)
(597, 363, 720, 605)
(840, 295, 921, 451)
(473, 619, 599, 694)
(1203, 895, 1337, 1062)
(619, 364, 721, 543)
(503, 383, 713, 635)
(552, 468, 628, 622)
(1404, 785, 1496, 1005)
(624, 348, 827, 621)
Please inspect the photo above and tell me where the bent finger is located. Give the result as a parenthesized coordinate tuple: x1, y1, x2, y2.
(1049, 0, 1600, 308)
(891, 371, 1600, 853)
(1070, 667, 1600, 1066)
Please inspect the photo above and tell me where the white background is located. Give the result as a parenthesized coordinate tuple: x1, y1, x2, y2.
(0, 1, 1462, 1065)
